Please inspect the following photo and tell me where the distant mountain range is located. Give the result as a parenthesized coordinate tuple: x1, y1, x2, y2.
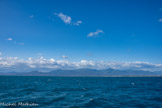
(0, 68, 162, 76)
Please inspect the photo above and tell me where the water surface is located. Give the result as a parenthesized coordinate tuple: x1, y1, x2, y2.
(0, 76, 162, 108)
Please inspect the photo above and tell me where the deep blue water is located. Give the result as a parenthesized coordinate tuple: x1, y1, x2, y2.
(0, 76, 162, 108)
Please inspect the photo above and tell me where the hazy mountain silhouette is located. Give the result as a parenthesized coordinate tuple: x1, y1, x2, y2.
(0, 68, 162, 76)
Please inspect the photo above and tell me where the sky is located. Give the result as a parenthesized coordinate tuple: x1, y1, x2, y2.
(0, 0, 162, 72)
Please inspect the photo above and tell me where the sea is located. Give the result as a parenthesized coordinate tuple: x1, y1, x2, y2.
(0, 76, 162, 108)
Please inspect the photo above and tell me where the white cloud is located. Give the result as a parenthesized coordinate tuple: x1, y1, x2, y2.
(6, 38, 24, 46)
(0, 56, 162, 72)
(55, 12, 72, 24)
(159, 19, 162, 22)
(7, 38, 13, 41)
(88, 30, 104, 37)
(29, 15, 34, 18)
(62, 55, 68, 59)
(74, 20, 82, 26)
(55, 12, 82, 26)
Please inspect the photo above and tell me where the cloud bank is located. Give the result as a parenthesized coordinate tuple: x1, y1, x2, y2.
(0, 56, 162, 72)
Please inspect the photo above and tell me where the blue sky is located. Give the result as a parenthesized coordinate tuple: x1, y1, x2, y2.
(0, 0, 162, 67)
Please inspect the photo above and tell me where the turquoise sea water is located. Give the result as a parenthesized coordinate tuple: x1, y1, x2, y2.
(0, 76, 162, 108)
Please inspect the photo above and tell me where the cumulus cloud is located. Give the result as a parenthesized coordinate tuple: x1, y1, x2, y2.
(87, 29, 104, 37)
(159, 19, 162, 22)
(55, 12, 71, 24)
(55, 12, 82, 26)
(0, 56, 162, 72)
